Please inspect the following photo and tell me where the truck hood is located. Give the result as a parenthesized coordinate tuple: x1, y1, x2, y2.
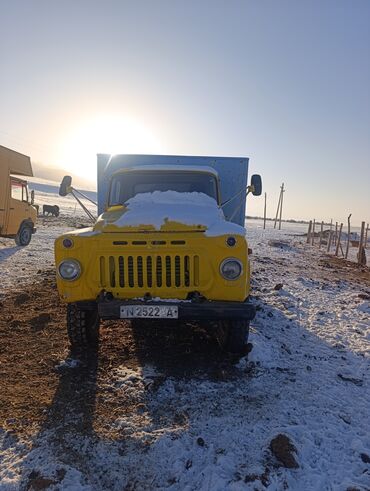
(93, 191, 246, 237)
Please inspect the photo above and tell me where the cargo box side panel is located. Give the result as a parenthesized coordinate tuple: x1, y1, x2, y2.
(97, 153, 111, 216)
(97, 154, 249, 226)
(0, 146, 33, 177)
(0, 166, 7, 230)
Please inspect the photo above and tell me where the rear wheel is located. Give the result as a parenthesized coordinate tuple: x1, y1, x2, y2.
(218, 319, 250, 355)
(15, 223, 32, 246)
(67, 303, 100, 350)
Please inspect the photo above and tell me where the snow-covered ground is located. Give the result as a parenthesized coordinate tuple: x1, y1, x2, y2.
(0, 190, 369, 490)
(0, 190, 95, 295)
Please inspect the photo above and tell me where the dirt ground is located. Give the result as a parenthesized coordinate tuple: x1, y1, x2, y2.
(1, 225, 370, 490)
(0, 271, 242, 440)
(319, 255, 370, 287)
(1, 253, 368, 441)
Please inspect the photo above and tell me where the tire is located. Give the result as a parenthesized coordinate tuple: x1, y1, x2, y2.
(15, 224, 33, 246)
(224, 319, 250, 354)
(67, 303, 100, 350)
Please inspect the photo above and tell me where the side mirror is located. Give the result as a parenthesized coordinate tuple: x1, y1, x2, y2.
(250, 174, 262, 196)
(59, 175, 72, 197)
(30, 189, 35, 205)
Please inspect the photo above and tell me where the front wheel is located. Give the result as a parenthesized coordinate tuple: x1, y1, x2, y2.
(15, 223, 32, 246)
(218, 319, 250, 355)
(67, 303, 100, 351)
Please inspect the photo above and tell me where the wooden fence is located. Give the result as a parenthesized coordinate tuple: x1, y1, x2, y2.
(306, 218, 369, 266)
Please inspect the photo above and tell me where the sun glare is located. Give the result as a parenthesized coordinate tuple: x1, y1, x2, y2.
(58, 115, 163, 181)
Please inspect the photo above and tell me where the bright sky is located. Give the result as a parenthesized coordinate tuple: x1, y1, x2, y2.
(0, 0, 369, 224)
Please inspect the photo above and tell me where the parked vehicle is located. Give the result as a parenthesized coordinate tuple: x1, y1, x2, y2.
(0, 146, 37, 246)
(55, 154, 261, 353)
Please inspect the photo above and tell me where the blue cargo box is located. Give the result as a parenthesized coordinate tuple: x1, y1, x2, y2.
(97, 154, 249, 227)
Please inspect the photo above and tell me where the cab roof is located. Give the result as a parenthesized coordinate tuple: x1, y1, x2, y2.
(112, 164, 219, 177)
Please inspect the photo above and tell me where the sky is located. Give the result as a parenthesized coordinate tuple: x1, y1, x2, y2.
(0, 0, 369, 224)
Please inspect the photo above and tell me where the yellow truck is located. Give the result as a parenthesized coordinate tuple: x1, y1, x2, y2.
(55, 155, 261, 354)
(0, 146, 37, 246)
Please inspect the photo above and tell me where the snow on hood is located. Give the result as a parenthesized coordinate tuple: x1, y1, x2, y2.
(108, 191, 246, 237)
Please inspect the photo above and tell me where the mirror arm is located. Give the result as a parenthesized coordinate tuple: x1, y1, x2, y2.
(61, 181, 97, 206)
(221, 186, 248, 208)
(70, 191, 96, 222)
(72, 187, 98, 206)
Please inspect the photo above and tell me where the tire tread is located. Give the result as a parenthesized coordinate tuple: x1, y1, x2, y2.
(226, 319, 250, 354)
(67, 303, 99, 350)
(15, 224, 32, 246)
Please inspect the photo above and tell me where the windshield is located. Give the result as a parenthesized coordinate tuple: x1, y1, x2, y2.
(109, 171, 219, 206)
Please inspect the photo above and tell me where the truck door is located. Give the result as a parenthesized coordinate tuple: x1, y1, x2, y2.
(5, 179, 31, 236)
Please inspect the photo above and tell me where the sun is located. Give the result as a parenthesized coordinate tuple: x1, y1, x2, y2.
(58, 115, 163, 181)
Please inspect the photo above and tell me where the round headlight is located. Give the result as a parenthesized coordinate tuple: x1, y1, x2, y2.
(220, 258, 243, 280)
(58, 259, 81, 281)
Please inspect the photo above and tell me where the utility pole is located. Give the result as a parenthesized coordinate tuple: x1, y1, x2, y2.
(274, 186, 282, 229)
(274, 183, 285, 230)
(278, 183, 285, 230)
(263, 192, 267, 229)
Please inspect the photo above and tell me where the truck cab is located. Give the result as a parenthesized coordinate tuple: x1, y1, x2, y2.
(55, 155, 261, 354)
(0, 146, 37, 246)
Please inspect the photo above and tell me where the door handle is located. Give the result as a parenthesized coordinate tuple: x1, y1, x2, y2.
(10, 207, 14, 210)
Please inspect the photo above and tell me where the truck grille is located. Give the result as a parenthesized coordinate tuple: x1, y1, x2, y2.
(99, 255, 200, 289)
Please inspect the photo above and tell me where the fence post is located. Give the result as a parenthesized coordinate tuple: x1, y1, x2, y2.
(307, 220, 312, 243)
(312, 219, 316, 245)
(345, 214, 352, 259)
(365, 223, 369, 250)
(319, 221, 324, 248)
(327, 230, 333, 252)
(334, 222, 338, 247)
(358, 221, 366, 265)
(335, 223, 343, 256)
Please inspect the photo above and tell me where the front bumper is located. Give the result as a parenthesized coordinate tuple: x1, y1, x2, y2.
(97, 298, 256, 321)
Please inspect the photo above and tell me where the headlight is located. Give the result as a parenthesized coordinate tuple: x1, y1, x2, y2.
(58, 259, 81, 281)
(220, 258, 243, 280)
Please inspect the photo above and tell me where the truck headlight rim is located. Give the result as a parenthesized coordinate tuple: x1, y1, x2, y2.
(58, 259, 81, 281)
(219, 258, 243, 281)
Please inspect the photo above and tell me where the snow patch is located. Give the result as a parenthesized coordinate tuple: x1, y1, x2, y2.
(110, 191, 246, 236)
(55, 358, 82, 370)
(2, 192, 370, 490)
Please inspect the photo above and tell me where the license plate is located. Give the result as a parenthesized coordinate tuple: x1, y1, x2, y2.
(120, 305, 179, 319)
